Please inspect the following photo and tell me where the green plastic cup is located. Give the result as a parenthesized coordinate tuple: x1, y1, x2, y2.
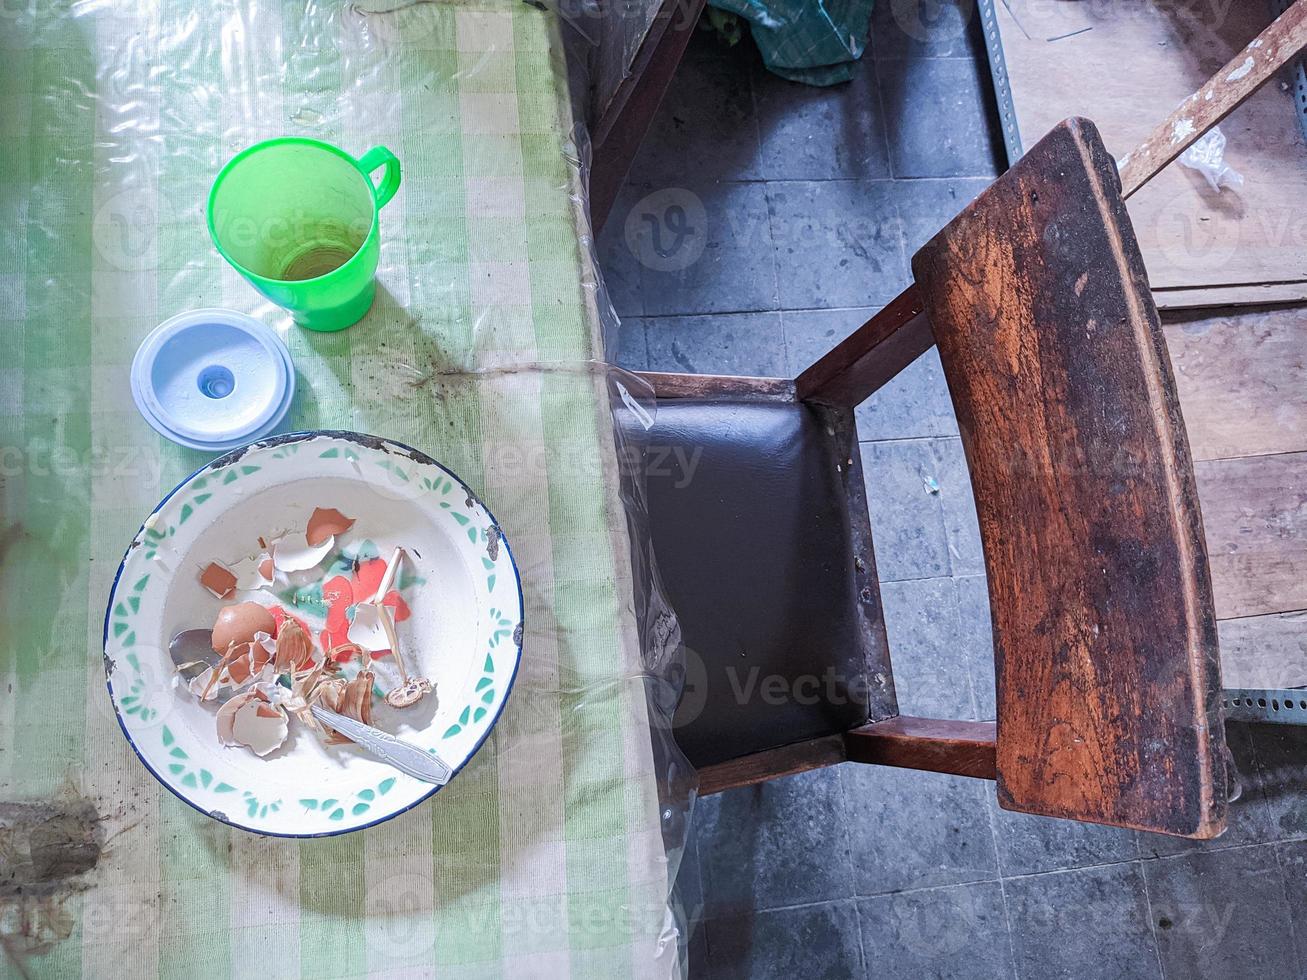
(207, 138, 401, 332)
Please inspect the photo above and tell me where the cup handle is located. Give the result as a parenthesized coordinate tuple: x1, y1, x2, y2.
(358, 145, 401, 209)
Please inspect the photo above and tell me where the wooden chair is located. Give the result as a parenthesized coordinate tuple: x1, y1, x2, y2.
(628, 116, 1226, 839)
(617, 5, 1307, 837)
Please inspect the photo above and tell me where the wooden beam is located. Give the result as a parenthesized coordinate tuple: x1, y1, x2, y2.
(635, 370, 795, 401)
(697, 735, 847, 796)
(589, 0, 707, 233)
(844, 716, 997, 780)
(1117, 0, 1307, 198)
(793, 285, 933, 406)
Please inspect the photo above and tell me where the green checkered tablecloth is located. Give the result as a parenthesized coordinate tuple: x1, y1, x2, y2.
(0, 2, 676, 976)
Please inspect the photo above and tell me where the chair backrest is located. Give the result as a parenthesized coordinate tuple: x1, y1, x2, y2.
(913, 118, 1227, 837)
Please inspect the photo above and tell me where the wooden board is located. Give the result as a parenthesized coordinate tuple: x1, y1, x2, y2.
(591, 0, 666, 126)
(915, 118, 1226, 837)
(845, 717, 997, 780)
(1164, 308, 1307, 461)
(1163, 306, 1307, 684)
(993, 0, 1307, 305)
(1218, 610, 1307, 689)
(1194, 451, 1307, 620)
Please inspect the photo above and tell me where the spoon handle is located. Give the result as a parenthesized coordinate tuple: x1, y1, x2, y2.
(310, 705, 452, 785)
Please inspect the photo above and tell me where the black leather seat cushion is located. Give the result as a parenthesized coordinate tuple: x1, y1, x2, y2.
(638, 398, 886, 768)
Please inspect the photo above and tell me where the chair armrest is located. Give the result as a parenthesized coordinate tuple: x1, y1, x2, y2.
(913, 118, 1227, 838)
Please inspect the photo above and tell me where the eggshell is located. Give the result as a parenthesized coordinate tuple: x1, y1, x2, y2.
(229, 553, 275, 591)
(211, 602, 277, 654)
(216, 689, 266, 745)
(347, 602, 391, 653)
(306, 507, 355, 547)
(271, 534, 334, 574)
(231, 699, 288, 757)
(198, 562, 237, 599)
(224, 632, 275, 685)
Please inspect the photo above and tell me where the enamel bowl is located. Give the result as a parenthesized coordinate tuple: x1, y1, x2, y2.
(102, 431, 523, 836)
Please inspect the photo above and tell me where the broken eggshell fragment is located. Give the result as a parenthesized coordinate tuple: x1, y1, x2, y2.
(198, 562, 237, 599)
(273, 618, 313, 674)
(307, 669, 375, 745)
(306, 507, 355, 547)
(211, 601, 277, 654)
(227, 631, 275, 686)
(217, 688, 267, 744)
(346, 602, 392, 654)
(271, 532, 335, 574)
(198, 549, 273, 598)
(216, 688, 289, 756)
(189, 632, 276, 701)
(232, 699, 290, 757)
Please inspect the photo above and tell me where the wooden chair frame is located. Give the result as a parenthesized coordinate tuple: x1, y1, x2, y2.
(589, 0, 709, 233)
(637, 321, 1000, 798)
(635, 134, 1227, 835)
(602, 3, 1307, 838)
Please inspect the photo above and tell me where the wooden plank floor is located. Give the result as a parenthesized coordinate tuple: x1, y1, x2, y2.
(992, 0, 1307, 308)
(1164, 307, 1307, 687)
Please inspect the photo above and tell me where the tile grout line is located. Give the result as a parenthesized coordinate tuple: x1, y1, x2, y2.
(1270, 841, 1301, 972)
(1271, 841, 1305, 971)
(744, 50, 786, 330)
(866, 51, 898, 181)
(859, 433, 965, 446)
(1262, 728, 1307, 975)
(1136, 858, 1169, 980)
(870, 51, 900, 181)
(1004, 835, 1307, 882)
(834, 766, 875, 979)
(851, 900, 873, 980)
(700, 894, 863, 923)
(978, 782, 1023, 978)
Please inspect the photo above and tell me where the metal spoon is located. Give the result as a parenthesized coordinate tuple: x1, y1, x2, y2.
(168, 627, 452, 783)
(310, 705, 451, 784)
(169, 628, 218, 681)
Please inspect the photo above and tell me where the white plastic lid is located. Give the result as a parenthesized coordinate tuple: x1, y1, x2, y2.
(131, 309, 295, 451)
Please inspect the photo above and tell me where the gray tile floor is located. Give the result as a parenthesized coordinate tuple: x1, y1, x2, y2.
(597, 7, 1307, 978)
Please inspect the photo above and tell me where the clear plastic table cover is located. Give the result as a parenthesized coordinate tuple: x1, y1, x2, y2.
(0, 1, 694, 976)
